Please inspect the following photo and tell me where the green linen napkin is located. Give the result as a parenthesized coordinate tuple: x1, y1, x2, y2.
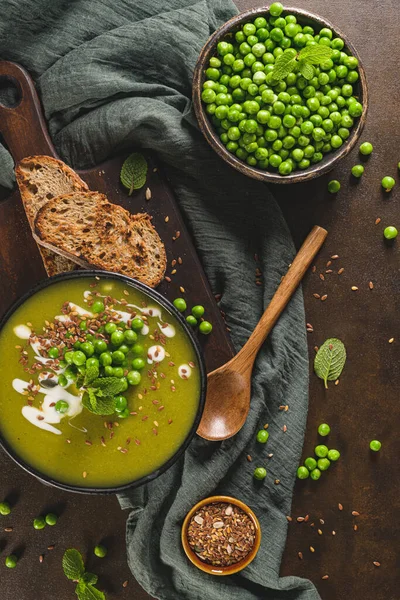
(0, 1, 319, 598)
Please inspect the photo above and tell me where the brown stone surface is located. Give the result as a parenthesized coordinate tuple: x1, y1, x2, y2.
(1, 1, 399, 599)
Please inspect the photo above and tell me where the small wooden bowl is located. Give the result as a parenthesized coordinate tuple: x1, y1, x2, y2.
(193, 6, 368, 184)
(181, 495, 261, 575)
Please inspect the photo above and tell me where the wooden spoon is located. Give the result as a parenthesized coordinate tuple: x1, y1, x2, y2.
(197, 225, 328, 441)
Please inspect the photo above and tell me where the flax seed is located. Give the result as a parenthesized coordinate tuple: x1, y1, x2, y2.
(338, 267, 344, 274)
(319, 273, 325, 281)
(375, 218, 381, 225)
(123, 580, 129, 587)
(48, 545, 55, 551)
(338, 503, 343, 511)
(282, 425, 287, 432)
(39, 555, 44, 563)
(318, 529, 323, 535)
(332, 530, 336, 536)
(164, 276, 172, 282)
(352, 511, 360, 516)
(286, 516, 293, 522)
(297, 517, 305, 522)
(321, 294, 328, 301)
(145, 187, 152, 200)
(298, 551, 303, 559)
(373, 561, 381, 567)
(164, 216, 169, 222)
(331, 255, 339, 259)
(311, 265, 316, 273)
(351, 286, 358, 291)
(322, 575, 329, 580)
(353, 524, 358, 531)
(309, 546, 315, 553)
(389, 338, 394, 343)
(179, 286, 185, 293)
(313, 293, 321, 299)
(246, 455, 252, 462)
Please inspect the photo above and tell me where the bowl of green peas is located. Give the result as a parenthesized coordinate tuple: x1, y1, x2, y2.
(193, 3, 368, 183)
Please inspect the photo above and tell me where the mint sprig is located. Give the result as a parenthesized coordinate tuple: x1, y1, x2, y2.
(272, 44, 333, 81)
(62, 550, 105, 600)
(120, 152, 148, 195)
(78, 375, 124, 416)
(83, 391, 116, 416)
(314, 338, 346, 388)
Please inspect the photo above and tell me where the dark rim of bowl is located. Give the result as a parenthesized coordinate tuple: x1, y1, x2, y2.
(0, 270, 207, 495)
(193, 6, 368, 184)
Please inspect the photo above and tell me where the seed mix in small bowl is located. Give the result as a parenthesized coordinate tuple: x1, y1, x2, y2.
(187, 501, 256, 566)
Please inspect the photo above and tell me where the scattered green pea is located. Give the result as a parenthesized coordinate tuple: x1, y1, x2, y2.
(111, 330, 124, 347)
(115, 396, 128, 413)
(173, 298, 187, 312)
(33, 516, 46, 530)
(92, 300, 105, 314)
(199, 321, 213, 335)
(64, 351, 75, 364)
(131, 343, 144, 356)
(72, 351, 86, 367)
(131, 357, 145, 370)
(191, 305, 205, 319)
(253, 467, 267, 480)
(317, 458, 331, 471)
(304, 457, 317, 471)
(112, 350, 125, 365)
(318, 423, 330, 437)
(369, 440, 381, 452)
(131, 317, 144, 332)
(383, 226, 398, 240)
(186, 315, 198, 327)
(327, 449, 340, 461)
(381, 176, 395, 192)
(80, 342, 94, 357)
(256, 429, 269, 443)
(315, 444, 329, 458)
(270, 2, 283, 16)
(127, 370, 141, 386)
(105, 322, 117, 335)
(310, 468, 321, 481)
(328, 179, 341, 193)
(55, 400, 69, 414)
(57, 374, 68, 388)
(351, 164, 364, 178)
(5, 555, 17, 568)
(93, 339, 108, 354)
(94, 545, 107, 558)
(118, 408, 130, 419)
(45, 513, 58, 526)
(0, 501, 11, 516)
(297, 466, 309, 479)
(359, 141, 373, 155)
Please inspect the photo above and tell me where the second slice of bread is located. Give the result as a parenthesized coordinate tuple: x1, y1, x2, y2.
(34, 192, 166, 287)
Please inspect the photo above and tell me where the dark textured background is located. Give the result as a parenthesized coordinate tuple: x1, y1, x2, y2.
(1, 0, 399, 598)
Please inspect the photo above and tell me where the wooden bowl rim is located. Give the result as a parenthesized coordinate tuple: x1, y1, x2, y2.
(181, 495, 262, 575)
(193, 5, 368, 184)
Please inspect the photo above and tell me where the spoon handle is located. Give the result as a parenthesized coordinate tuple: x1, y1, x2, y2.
(237, 225, 328, 365)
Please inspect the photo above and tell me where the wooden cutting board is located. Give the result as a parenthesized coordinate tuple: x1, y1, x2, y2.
(0, 60, 235, 373)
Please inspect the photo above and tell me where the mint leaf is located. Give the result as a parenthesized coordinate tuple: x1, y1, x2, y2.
(81, 573, 98, 585)
(272, 53, 297, 81)
(84, 364, 100, 387)
(63, 549, 85, 581)
(92, 377, 127, 397)
(298, 44, 333, 64)
(75, 582, 105, 600)
(314, 338, 346, 388)
(298, 59, 314, 80)
(120, 153, 148, 195)
(83, 391, 116, 416)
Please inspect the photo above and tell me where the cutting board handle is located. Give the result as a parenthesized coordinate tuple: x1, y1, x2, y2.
(0, 61, 57, 162)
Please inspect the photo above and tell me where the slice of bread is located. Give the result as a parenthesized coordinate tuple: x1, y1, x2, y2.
(33, 192, 166, 288)
(15, 155, 89, 276)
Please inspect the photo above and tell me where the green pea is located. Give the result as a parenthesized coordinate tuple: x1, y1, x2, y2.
(99, 351, 113, 367)
(45, 513, 58, 526)
(57, 374, 68, 388)
(115, 395, 128, 413)
(351, 164, 364, 178)
(0, 501, 11, 516)
(256, 429, 269, 443)
(327, 449, 340, 461)
(79, 320, 88, 331)
(297, 466, 309, 479)
(33, 516, 46, 530)
(186, 315, 198, 327)
(72, 351, 86, 366)
(383, 226, 398, 240)
(47, 347, 59, 359)
(173, 298, 187, 313)
(199, 321, 213, 335)
(111, 330, 124, 347)
(132, 344, 144, 356)
(55, 400, 69, 414)
(131, 357, 145, 371)
(304, 457, 317, 471)
(112, 350, 125, 365)
(369, 440, 381, 452)
(318, 423, 330, 437)
(92, 300, 105, 314)
(253, 467, 267, 480)
(105, 322, 117, 335)
(119, 344, 130, 355)
(317, 458, 331, 471)
(80, 342, 94, 357)
(118, 407, 130, 419)
(270, 2, 283, 16)
(359, 141, 373, 155)
(310, 468, 321, 481)
(5, 555, 17, 568)
(382, 176, 395, 192)
(104, 366, 114, 376)
(327, 179, 341, 193)
(131, 317, 144, 332)
(86, 357, 99, 369)
(65, 365, 78, 381)
(94, 544, 107, 558)
(93, 339, 108, 354)
(315, 445, 329, 458)
(64, 351, 75, 364)
(127, 370, 141, 386)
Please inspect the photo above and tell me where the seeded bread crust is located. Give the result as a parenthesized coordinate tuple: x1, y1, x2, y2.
(15, 155, 89, 276)
(33, 192, 166, 288)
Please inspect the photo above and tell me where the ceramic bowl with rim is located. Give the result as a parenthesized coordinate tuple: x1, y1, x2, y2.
(181, 495, 261, 575)
(0, 270, 207, 495)
(193, 6, 368, 184)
